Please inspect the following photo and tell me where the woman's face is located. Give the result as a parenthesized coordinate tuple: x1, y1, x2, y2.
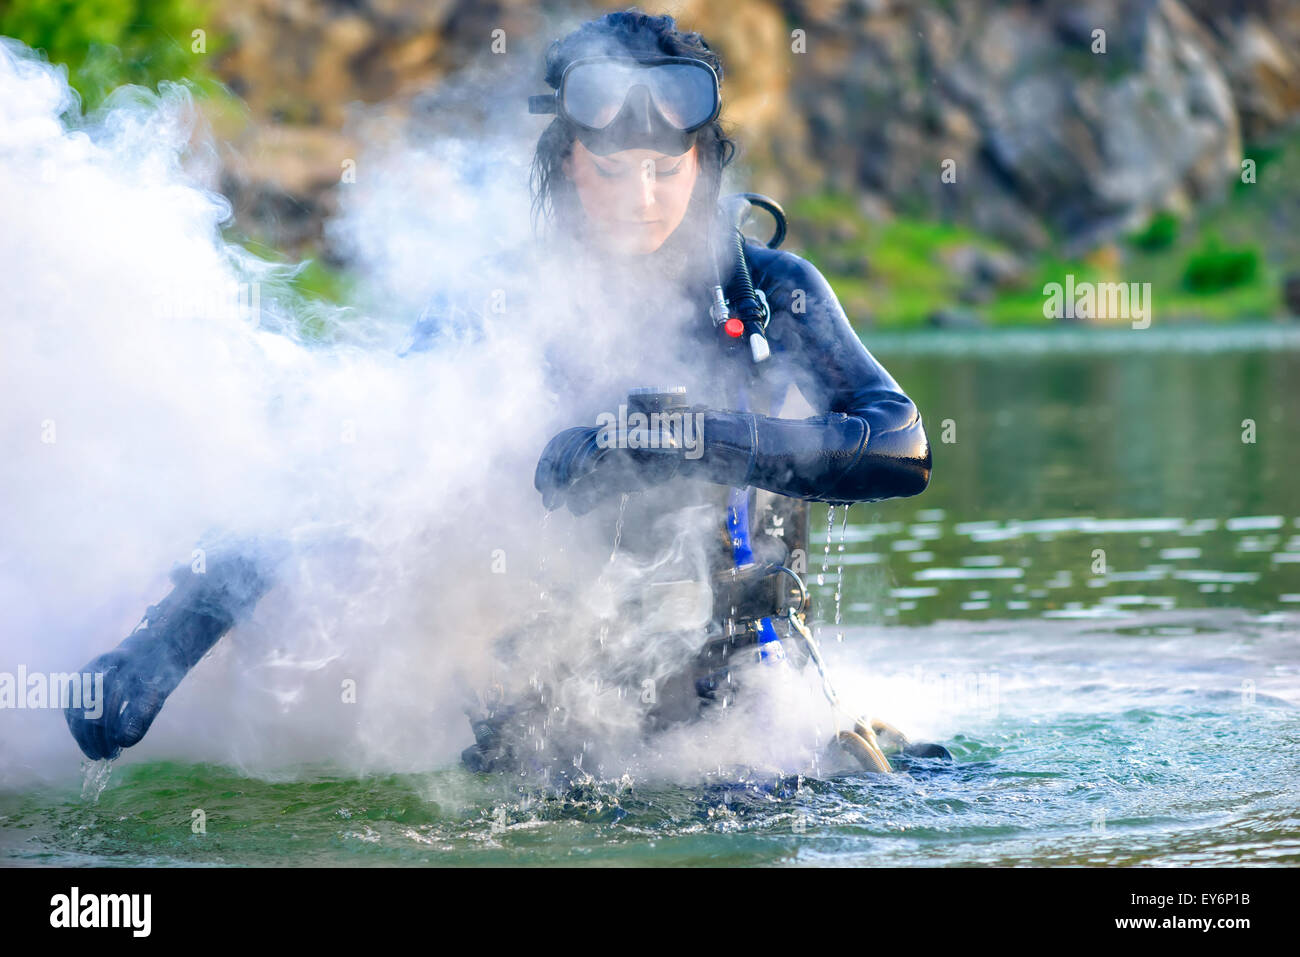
(565, 141, 701, 256)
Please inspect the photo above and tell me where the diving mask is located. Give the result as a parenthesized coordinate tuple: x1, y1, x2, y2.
(528, 55, 721, 156)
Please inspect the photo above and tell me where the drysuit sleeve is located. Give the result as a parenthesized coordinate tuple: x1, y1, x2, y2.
(687, 248, 931, 504)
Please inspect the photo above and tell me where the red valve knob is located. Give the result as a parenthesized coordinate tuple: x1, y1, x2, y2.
(723, 317, 744, 338)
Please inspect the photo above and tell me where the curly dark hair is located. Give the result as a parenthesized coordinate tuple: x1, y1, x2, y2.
(528, 9, 738, 241)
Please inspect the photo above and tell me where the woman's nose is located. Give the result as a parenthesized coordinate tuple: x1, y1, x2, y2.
(632, 162, 657, 210)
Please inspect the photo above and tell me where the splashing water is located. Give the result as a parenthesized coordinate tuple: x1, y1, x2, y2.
(78, 760, 114, 804)
(535, 510, 551, 602)
(834, 505, 850, 642)
(6, 602, 1292, 867)
(819, 504, 836, 590)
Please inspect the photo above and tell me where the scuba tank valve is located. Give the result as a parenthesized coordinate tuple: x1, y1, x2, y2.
(711, 193, 787, 365)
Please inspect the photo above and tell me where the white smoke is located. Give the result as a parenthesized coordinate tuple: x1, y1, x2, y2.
(0, 37, 852, 792)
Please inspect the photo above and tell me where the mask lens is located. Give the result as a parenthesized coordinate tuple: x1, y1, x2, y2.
(561, 60, 637, 128)
(644, 63, 717, 129)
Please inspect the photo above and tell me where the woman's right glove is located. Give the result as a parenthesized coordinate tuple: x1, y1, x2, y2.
(533, 423, 683, 515)
(534, 404, 930, 515)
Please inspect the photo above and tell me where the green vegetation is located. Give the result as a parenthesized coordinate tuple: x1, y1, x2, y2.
(789, 128, 1300, 327)
(1129, 211, 1179, 251)
(1182, 236, 1259, 293)
(0, 0, 222, 110)
(292, 256, 357, 308)
(788, 194, 1005, 326)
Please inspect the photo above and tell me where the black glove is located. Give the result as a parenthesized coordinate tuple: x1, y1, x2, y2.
(533, 424, 683, 515)
(65, 549, 275, 761)
(534, 402, 928, 515)
(66, 632, 209, 761)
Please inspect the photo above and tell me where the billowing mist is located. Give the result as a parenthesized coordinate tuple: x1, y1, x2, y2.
(0, 36, 898, 792)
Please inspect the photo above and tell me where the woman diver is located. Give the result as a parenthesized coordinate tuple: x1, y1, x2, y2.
(65, 11, 936, 776)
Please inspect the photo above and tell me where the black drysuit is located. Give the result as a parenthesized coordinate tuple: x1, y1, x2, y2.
(64, 231, 930, 764)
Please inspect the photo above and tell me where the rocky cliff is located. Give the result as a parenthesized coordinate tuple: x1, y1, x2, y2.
(202, 0, 1300, 262)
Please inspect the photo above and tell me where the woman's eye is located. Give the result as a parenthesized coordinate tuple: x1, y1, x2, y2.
(594, 165, 622, 179)
(657, 164, 682, 177)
